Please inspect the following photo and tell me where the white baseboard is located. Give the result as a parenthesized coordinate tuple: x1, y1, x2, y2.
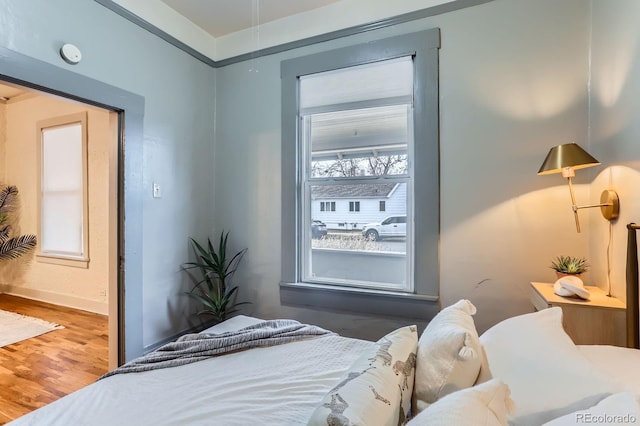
(0, 285, 108, 315)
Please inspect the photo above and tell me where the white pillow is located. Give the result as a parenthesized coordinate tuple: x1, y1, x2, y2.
(542, 392, 640, 425)
(308, 325, 418, 426)
(412, 299, 482, 413)
(407, 379, 514, 426)
(480, 307, 624, 426)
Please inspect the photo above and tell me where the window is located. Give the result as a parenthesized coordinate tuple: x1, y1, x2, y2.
(301, 57, 411, 291)
(320, 201, 335, 212)
(281, 29, 440, 317)
(37, 112, 88, 267)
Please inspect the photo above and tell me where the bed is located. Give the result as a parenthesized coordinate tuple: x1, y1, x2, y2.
(8, 316, 374, 425)
(9, 225, 640, 425)
(8, 306, 640, 426)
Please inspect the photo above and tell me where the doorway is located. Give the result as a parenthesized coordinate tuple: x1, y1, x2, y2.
(0, 45, 146, 365)
(0, 80, 118, 369)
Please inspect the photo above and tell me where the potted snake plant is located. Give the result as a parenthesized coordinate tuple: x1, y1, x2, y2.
(182, 231, 249, 323)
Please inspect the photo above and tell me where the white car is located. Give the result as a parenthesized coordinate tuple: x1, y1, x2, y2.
(361, 216, 406, 241)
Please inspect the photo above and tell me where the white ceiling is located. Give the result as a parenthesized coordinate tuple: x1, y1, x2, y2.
(161, 0, 341, 38)
(110, 0, 458, 61)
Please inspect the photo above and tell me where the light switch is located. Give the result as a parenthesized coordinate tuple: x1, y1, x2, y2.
(153, 182, 162, 198)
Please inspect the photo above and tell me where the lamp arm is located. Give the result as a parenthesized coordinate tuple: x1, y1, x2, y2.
(566, 178, 619, 233)
(566, 176, 581, 232)
(574, 202, 614, 210)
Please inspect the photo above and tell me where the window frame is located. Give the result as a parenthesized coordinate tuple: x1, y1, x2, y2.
(36, 112, 89, 268)
(280, 29, 441, 319)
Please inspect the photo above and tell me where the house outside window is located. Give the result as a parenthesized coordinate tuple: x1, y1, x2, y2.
(281, 29, 440, 317)
(312, 183, 403, 229)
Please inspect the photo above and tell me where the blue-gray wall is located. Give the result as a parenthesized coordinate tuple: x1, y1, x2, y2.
(0, 0, 216, 359)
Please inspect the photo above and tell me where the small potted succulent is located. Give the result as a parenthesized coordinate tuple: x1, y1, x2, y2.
(549, 255, 589, 278)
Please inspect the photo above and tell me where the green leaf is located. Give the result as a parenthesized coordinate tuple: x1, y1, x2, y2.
(0, 185, 18, 214)
(0, 234, 37, 261)
(182, 231, 250, 321)
(0, 186, 36, 262)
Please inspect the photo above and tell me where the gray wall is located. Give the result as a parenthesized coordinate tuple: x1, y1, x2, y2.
(214, 0, 596, 336)
(0, 0, 216, 357)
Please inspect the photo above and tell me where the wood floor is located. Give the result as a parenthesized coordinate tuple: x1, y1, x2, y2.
(0, 294, 108, 424)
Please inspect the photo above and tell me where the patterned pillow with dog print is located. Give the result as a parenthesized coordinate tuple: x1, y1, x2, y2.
(307, 325, 418, 426)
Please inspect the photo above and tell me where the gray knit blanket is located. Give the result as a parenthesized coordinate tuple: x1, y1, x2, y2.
(101, 319, 334, 379)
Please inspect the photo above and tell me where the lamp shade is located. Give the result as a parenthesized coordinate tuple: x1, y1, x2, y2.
(537, 143, 600, 175)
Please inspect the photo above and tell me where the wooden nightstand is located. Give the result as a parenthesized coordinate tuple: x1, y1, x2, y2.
(529, 282, 626, 346)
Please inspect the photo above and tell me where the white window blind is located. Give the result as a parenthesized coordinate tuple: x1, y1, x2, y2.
(39, 114, 88, 263)
(300, 57, 413, 110)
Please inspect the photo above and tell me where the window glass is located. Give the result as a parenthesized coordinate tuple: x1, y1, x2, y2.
(308, 105, 409, 178)
(302, 57, 413, 291)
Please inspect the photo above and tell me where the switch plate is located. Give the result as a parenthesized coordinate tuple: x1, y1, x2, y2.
(153, 182, 161, 198)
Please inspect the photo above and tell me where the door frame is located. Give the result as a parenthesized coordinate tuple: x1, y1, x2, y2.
(0, 46, 145, 365)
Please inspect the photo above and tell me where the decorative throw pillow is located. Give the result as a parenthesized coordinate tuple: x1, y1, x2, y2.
(479, 307, 625, 426)
(412, 299, 482, 413)
(407, 379, 514, 426)
(308, 325, 418, 426)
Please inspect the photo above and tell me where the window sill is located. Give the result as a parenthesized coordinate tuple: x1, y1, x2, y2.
(280, 281, 439, 320)
(36, 254, 89, 269)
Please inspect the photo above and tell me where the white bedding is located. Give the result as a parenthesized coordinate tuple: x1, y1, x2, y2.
(10, 313, 640, 426)
(10, 319, 373, 426)
(578, 345, 640, 396)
